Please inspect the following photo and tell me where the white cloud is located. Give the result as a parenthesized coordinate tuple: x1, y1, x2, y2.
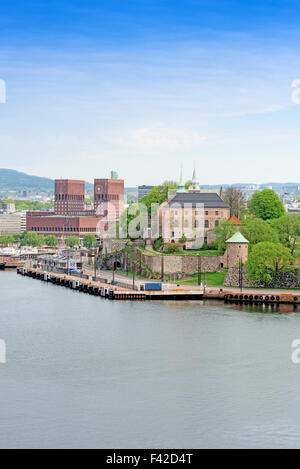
(127, 125, 208, 150)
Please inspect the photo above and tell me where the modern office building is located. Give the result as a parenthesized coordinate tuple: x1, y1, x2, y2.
(1, 202, 16, 213)
(0, 212, 26, 235)
(138, 185, 154, 200)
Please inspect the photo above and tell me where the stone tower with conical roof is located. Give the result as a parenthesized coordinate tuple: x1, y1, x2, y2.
(225, 231, 249, 268)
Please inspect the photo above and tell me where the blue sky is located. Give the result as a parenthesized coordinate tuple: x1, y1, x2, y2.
(0, 0, 300, 186)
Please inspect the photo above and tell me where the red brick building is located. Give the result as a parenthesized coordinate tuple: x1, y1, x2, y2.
(94, 178, 124, 222)
(26, 213, 102, 238)
(54, 179, 85, 215)
(26, 175, 125, 241)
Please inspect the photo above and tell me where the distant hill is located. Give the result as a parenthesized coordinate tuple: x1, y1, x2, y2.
(0, 169, 94, 195)
(0, 169, 54, 193)
(0, 169, 298, 196)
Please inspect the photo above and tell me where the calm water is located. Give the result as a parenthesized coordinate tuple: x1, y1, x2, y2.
(1, 271, 300, 449)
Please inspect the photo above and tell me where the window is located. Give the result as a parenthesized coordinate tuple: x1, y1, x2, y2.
(205, 211, 208, 216)
(205, 220, 209, 228)
(215, 220, 219, 227)
(194, 220, 199, 228)
(216, 211, 219, 216)
(174, 220, 179, 228)
(184, 220, 189, 228)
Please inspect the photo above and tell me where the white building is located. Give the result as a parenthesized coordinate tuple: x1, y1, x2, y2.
(0, 212, 27, 235)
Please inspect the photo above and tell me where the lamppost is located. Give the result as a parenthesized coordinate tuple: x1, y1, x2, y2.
(67, 247, 70, 275)
(239, 258, 243, 292)
(139, 250, 142, 279)
(126, 251, 129, 276)
(63, 218, 70, 274)
(112, 253, 116, 284)
(94, 246, 98, 278)
(161, 255, 164, 283)
(133, 262, 136, 290)
(198, 255, 202, 286)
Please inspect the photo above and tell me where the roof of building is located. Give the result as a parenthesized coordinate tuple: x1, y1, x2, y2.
(167, 192, 230, 208)
(229, 215, 243, 225)
(226, 231, 249, 244)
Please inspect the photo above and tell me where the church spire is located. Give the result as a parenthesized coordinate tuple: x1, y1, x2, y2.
(192, 167, 198, 184)
(177, 166, 185, 193)
(188, 164, 200, 193)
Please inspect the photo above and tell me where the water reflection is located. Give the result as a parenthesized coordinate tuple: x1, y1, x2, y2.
(222, 300, 300, 315)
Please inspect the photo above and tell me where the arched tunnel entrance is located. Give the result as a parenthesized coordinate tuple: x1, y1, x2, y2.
(113, 261, 122, 270)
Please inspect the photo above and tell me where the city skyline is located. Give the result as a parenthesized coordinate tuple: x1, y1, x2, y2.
(1, 0, 300, 185)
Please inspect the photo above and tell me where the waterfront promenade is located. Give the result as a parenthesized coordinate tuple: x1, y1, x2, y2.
(84, 266, 300, 297)
(19, 264, 300, 305)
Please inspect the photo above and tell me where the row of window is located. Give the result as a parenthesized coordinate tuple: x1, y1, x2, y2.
(55, 202, 83, 205)
(30, 227, 95, 233)
(173, 210, 221, 216)
(173, 220, 219, 228)
(95, 194, 120, 201)
(55, 194, 84, 201)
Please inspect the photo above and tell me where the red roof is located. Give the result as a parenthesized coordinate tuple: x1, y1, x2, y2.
(230, 215, 243, 225)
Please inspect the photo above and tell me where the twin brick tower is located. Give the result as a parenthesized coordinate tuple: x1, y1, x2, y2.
(27, 172, 124, 240)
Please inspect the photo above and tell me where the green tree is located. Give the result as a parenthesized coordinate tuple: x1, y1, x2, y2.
(83, 234, 97, 249)
(65, 236, 80, 248)
(21, 232, 45, 247)
(246, 242, 294, 285)
(140, 185, 168, 217)
(164, 243, 181, 254)
(223, 187, 247, 218)
(241, 218, 279, 248)
(161, 180, 178, 188)
(269, 214, 300, 256)
(248, 189, 285, 220)
(153, 237, 163, 251)
(213, 220, 237, 251)
(0, 235, 15, 246)
(179, 235, 187, 243)
(0, 199, 53, 211)
(117, 204, 142, 239)
(45, 235, 58, 247)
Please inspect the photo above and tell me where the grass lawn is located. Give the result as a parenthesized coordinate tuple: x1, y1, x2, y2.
(135, 246, 159, 256)
(136, 245, 224, 257)
(172, 270, 228, 286)
(164, 249, 223, 256)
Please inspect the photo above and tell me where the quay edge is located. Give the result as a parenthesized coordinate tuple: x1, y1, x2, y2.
(16, 267, 300, 305)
